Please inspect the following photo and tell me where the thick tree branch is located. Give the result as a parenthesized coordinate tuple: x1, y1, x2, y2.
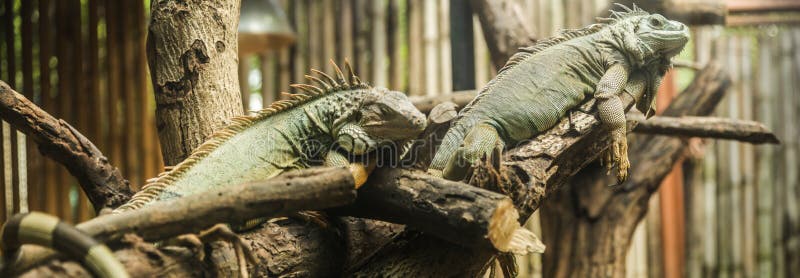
(13, 167, 357, 275)
(541, 62, 731, 277)
(0, 81, 131, 211)
(413, 92, 778, 144)
(632, 115, 780, 144)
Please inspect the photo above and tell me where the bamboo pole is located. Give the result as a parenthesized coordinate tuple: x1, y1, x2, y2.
(423, 0, 438, 97)
(755, 33, 775, 278)
(408, 0, 424, 96)
(38, 0, 57, 217)
(371, 0, 387, 87)
(2, 0, 16, 221)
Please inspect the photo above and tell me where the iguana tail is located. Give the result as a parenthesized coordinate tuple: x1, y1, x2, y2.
(0, 212, 128, 278)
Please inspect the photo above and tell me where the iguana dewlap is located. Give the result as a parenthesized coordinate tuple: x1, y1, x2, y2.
(429, 4, 689, 182)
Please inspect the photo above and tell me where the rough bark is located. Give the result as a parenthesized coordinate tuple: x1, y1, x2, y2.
(79, 167, 356, 243)
(540, 63, 731, 278)
(349, 53, 654, 278)
(147, 0, 244, 165)
(336, 168, 531, 252)
(0, 81, 131, 211)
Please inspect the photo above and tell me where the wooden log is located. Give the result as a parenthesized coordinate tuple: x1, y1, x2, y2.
(335, 168, 544, 254)
(0, 82, 132, 211)
(632, 116, 780, 144)
(12, 167, 357, 275)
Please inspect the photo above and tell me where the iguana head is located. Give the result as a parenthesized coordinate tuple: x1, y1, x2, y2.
(634, 14, 690, 60)
(335, 87, 426, 155)
(604, 4, 690, 66)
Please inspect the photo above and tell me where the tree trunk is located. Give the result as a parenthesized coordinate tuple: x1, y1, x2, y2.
(540, 63, 730, 278)
(147, 0, 243, 165)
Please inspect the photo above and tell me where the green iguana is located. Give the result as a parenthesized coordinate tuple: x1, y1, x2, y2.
(1, 61, 427, 277)
(428, 4, 689, 181)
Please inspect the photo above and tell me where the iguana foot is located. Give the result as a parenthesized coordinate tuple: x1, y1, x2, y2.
(172, 224, 256, 278)
(603, 127, 630, 182)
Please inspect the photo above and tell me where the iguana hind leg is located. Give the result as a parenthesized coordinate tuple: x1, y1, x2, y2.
(443, 123, 504, 180)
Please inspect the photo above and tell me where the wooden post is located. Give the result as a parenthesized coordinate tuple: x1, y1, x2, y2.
(147, 0, 244, 165)
(449, 0, 474, 91)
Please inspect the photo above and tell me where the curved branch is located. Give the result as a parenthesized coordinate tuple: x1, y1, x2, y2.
(0, 81, 131, 211)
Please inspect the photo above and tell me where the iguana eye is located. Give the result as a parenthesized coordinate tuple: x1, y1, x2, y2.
(650, 17, 663, 27)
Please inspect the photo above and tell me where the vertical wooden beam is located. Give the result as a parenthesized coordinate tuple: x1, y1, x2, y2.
(387, 0, 405, 91)
(449, 0, 474, 91)
(121, 0, 139, 189)
(105, 0, 122, 184)
(260, 52, 275, 106)
(407, 0, 424, 96)
(135, 0, 157, 181)
(354, 0, 371, 82)
(422, 0, 438, 96)
(337, 0, 354, 63)
(739, 35, 756, 278)
(54, 0, 72, 221)
(322, 0, 335, 70)
(291, 0, 308, 85)
(754, 33, 775, 278)
(38, 0, 57, 217)
(3, 0, 16, 220)
(19, 0, 33, 215)
(370, 0, 387, 87)
(70, 0, 92, 222)
(437, 0, 450, 94)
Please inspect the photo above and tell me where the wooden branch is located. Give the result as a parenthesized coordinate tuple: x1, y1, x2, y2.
(633, 116, 780, 144)
(82, 167, 356, 242)
(334, 168, 543, 254)
(12, 167, 357, 275)
(413, 91, 777, 144)
(352, 65, 730, 277)
(0, 81, 131, 211)
(541, 61, 731, 277)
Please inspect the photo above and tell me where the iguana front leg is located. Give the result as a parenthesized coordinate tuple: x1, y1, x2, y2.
(443, 123, 505, 181)
(595, 63, 631, 182)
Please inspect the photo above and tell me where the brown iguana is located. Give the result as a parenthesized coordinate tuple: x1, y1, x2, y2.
(428, 4, 689, 181)
(1, 61, 427, 277)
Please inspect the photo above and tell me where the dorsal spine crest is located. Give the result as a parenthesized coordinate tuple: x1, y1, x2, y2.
(115, 60, 371, 212)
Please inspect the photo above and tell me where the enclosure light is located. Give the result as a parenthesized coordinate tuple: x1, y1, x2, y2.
(238, 0, 295, 54)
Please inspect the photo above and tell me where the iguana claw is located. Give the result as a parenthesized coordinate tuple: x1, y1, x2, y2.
(606, 127, 630, 182)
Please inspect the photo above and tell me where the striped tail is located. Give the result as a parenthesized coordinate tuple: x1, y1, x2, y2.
(0, 212, 128, 278)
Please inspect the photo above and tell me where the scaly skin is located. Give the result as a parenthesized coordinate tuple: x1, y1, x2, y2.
(428, 4, 689, 182)
(117, 61, 426, 212)
(1, 61, 427, 276)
